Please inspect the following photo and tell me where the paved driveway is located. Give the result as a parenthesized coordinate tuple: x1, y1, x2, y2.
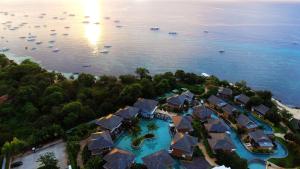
(12, 141, 68, 169)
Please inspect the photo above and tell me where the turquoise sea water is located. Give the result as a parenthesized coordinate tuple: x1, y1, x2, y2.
(0, 0, 300, 106)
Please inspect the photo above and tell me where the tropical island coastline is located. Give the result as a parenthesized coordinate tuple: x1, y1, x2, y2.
(0, 54, 299, 169)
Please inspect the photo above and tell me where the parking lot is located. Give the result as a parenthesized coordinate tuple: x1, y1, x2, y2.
(12, 140, 68, 169)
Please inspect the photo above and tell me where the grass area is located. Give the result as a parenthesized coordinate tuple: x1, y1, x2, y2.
(177, 83, 205, 95)
(273, 124, 288, 134)
(268, 137, 299, 168)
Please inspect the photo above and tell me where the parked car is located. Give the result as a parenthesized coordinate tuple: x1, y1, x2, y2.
(11, 161, 23, 168)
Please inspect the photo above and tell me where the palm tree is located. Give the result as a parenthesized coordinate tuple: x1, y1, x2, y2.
(135, 67, 150, 79)
(147, 122, 158, 133)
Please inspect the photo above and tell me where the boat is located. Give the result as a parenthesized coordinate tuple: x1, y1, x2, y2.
(84, 16, 90, 18)
(114, 20, 120, 23)
(27, 38, 35, 42)
(50, 33, 57, 36)
(203, 30, 209, 33)
(219, 50, 225, 54)
(50, 29, 56, 32)
(150, 27, 160, 31)
(52, 48, 60, 52)
(104, 45, 112, 48)
(82, 21, 89, 24)
(116, 25, 123, 28)
(63, 33, 69, 36)
(53, 17, 58, 19)
(64, 26, 70, 29)
(100, 50, 109, 54)
(168, 32, 178, 35)
(0, 47, 9, 52)
(82, 65, 92, 68)
(36, 41, 42, 45)
(94, 22, 100, 25)
(19, 36, 26, 39)
(48, 40, 55, 43)
(69, 14, 75, 17)
(48, 45, 54, 48)
(31, 47, 37, 51)
(104, 17, 110, 20)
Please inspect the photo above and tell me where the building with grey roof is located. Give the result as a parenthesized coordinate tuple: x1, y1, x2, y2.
(95, 114, 123, 137)
(103, 148, 135, 169)
(207, 95, 227, 109)
(88, 131, 114, 156)
(115, 106, 139, 120)
(172, 116, 193, 133)
(204, 119, 229, 133)
(142, 150, 175, 169)
(221, 104, 237, 118)
(218, 87, 233, 98)
(252, 104, 270, 116)
(248, 130, 274, 150)
(236, 114, 258, 131)
(170, 133, 198, 159)
(234, 94, 250, 106)
(208, 133, 236, 153)
(133, 98, 158, 118)
(192, 105, 213, 122)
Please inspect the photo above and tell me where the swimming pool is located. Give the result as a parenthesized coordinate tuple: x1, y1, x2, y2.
(115, 119, 172, 163)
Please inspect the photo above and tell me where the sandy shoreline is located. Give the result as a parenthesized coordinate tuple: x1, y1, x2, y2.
(273, 98, 300, 119)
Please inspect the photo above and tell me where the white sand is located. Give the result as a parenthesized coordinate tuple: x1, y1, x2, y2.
(273, 98, 300, 119)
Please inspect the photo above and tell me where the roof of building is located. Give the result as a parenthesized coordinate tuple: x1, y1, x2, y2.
(253, 104, 270, 115)
(192, 105, 213, 120)
(115, 106, 140, 120)
(208, 95, 227, 108)
(88, 131, 113, 151)
(248, 130, 273, 147)
(208, 133, 236, 151)
(95, 114, 123, 131)
(172, 116, 193, 132)
(181, 90, 194, 101)
(204, 119, 229, 133)
(222, 104, 237, 116)
(218, 87, 233, 96)
(181, 157, 211, 169)
(171, 133, 198, 154)
(235, 94, 250, 104)
(236, 114, 258, 130)
(142, 150, 175, 169)
(133, 98, 158, 113)
(103, 148, 135, 169)
(167, 94, 187, 107)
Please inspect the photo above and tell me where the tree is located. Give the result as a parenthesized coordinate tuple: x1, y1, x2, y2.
(119, 83, 142, 105)
(119, 74, 137, 84)
(135, 67, 150, 79)
(1, 137, 26, 156)
(36, 152, 59, 169)
(175, 70, 185, 81)
(84, 156, 103, 169)
(147, 122, 158, 132)
(215, 150, 247, 169)
(78, 73, 95, 87)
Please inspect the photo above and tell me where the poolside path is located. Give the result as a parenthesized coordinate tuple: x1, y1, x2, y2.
(77, 136, 91, 168)
(198, 142, 217, 167)
(266, 161, 285, 169)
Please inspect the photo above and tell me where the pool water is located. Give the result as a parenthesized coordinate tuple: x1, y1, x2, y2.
(115, 119, 172, 163)
(248, 162, 266, 169)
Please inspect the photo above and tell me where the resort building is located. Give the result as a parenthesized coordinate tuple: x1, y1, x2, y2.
(248, 130, 274, 150)
(207, 95, 227, 109)
(103, 148, 135, 169)
(142, 150, 176, 169)
(204, 119, 230, 133)
(172, 116, 193, 133)
(166, 90, 194, 110)
(236, 114, 258, 131)
(180, 157, 211, 169)
(208, 133, 236, 153)
(192, 105, 213, 122)
(234, 94, 250, 107)
(133, 98, 158, 118)
(114, 106, 139, 122)
(170, 133, 198, 160)
(252, 104, 270, 117)
(221, 104, 238, 119)
(95, 114, 123, 138)
(218, 87, 233, 99)
(88, 131, 114, 156)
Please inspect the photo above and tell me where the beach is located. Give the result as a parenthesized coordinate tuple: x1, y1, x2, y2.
(273, 98, 300, 119)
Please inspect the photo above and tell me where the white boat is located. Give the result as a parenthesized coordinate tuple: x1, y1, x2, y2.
(104, 45, 112, 48)
(116, 25, 123, 28)
(94, 22, 100, 25)
(168, 32, 177, 35)
(48, 40, 55, 43)
(52, 48, 60, 52)
(63, 33, 69, 36)
(100, 50, 109, 54)
(64, 26, 70, 29)
(0, 47, 10, 52)
(50, 33, 57, 36)
(150, 27, 160, 31)
(36, 41, 42, 45)
(114, 20, 120, 23)
(82, 21, 89, 24)
(104, 17, 110, 20)
(27, 38, 35, 42)
(48, 45, 54, 48)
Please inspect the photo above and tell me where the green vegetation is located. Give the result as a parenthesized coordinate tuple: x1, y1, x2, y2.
(215, 150, 248, 169)
(269, 137, 300, 168)
(84, 156, 104, 169)
(36, 152, 59, 169)
(193, 146, 204, 157)
(147, 122, 158, 132)
(132, 133, 155, 148)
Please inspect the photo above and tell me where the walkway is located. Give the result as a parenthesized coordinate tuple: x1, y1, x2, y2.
(198, 142, 217, 167)
(1, 157, 6, 169)
(266, 161, 285, 169)
(77, 136, 91, 168)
